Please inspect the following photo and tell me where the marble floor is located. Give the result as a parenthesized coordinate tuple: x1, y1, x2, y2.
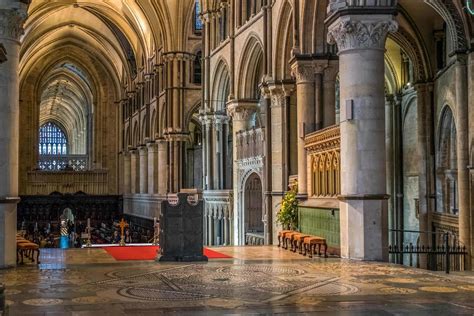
(1, 246, 474, 315)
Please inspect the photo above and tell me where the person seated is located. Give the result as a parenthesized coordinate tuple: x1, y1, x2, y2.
(124, 229, 132, 244)
(111, 230, 120, 244)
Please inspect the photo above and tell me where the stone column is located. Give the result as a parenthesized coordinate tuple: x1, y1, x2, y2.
(123, 151, 131, 194)
(327, 12, 397, 260)
(157, 138, 168, 195)
(290, 61, 316, 197)
(147, 141, 158, 194)
(0, 4, 27, 268)
(454, 53, 471, 268)
(468, 51, 474, 263)
(227, 101, 257, 245)
(139, 145, 148, 194)
(130, 149, 139, 194)
(414, 83, 432, 268)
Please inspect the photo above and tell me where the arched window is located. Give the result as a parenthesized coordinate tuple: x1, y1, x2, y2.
(39, 122, 68, 155)
(194, 0, 203, 33)
(193, 51, 202, 84)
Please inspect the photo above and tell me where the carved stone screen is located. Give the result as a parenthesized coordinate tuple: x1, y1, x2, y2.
(157, 193, 207, 262)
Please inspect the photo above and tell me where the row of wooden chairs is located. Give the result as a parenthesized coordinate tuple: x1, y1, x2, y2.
(278, 230, 328, 258)
(16, 234, 40, 264)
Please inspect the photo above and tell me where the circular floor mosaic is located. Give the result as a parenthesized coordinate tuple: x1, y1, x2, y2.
(117, 287, 210, 301)
(23, 298, 63, 306)
(379, 287, 417, 294)
(419, 286, 458, 293)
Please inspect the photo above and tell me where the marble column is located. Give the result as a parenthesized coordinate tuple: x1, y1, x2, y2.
(147, 141, 158, 194)
(327, 13, 397, 261)
(130, 149, 139, 194)
(157, 138, 168, 195)
(0, 4, 27, 268)
(454, 53, 471, 268)
(139, 146, 148, 194)
(123, 151, 131, 194)
(227, 101, 257, 245)
(290, 61, 316, 197)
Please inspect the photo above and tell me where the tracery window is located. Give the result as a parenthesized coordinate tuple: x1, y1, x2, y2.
(39, 122, 68, 155)
(194, 0, 203, 32)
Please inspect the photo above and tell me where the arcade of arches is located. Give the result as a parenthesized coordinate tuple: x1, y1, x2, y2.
(0, 0, 474, 272)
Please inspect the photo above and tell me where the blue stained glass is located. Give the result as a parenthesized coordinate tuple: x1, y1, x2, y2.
(195, 0, 203, 31)
(39, 122, 68, 156)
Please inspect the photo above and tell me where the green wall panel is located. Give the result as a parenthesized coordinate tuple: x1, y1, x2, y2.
(298, 207, 340, 248)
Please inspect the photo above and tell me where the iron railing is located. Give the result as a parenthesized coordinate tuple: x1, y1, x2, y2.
(388, 229, 467, 273)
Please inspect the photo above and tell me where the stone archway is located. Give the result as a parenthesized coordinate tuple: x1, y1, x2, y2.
(244, 173, 263, 245)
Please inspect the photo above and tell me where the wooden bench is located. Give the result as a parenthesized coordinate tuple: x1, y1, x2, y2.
(292, 234, 311, 254)
(16, 238, 40, 264)
(303, 236, 328, 258)
(277, 230, 292, 247)
(283, 231, 301, 250)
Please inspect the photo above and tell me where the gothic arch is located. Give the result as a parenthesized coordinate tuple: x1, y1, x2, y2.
(274, 0, 293, 80)
(212, 59, 231, 111)
(424, 0, 469, 52)
(236, 35, 264, 99)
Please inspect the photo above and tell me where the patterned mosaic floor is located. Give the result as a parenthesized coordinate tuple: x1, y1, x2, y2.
(1, 246, 474, 315)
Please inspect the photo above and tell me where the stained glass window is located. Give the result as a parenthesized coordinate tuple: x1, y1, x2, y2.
(39, 122, 68, 155)
(194, 0, 203, 32)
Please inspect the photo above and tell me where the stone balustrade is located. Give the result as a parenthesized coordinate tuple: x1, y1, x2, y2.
(236, 127, 264, 160)
(25, 170, 108, 195)
(327, 0, 397, 13)
(38, 154, 89, 171)
(203, 190, 233, 246)
(304, 125, 341, 198)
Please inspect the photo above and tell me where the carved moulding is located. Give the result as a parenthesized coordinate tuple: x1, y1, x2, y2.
(327, 17, 398, 52)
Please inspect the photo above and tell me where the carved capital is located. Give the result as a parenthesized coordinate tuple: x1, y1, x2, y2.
(327, 17, 398, 52)
(226, 101, 257, 122)
(290, 63, 315, 84)
(0, 8, 28, 41)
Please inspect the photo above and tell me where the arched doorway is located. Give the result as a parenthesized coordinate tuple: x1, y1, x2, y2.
(244, 173, 263, 245)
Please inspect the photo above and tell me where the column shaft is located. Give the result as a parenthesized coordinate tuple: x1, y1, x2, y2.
(139, 146, 148, 194)
(123, 152, 131, 194)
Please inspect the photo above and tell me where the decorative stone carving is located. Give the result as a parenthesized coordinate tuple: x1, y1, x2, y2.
(290, 63, 315, 84)
(0, 44, 6, 63)
(327, 18, 398, 52)
(226, 102, 257, 122)
(0, 8, 28, 40)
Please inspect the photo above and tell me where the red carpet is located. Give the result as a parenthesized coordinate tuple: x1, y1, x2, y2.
(103, 245, 232, 261)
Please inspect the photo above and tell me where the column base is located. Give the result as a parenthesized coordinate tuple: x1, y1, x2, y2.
(0, 199, 20, 268)
(338, 195, 389, 261)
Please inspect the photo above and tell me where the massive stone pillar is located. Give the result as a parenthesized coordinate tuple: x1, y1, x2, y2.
(454, 53, 471, 268)
(0, 4, 27, 268)
(468, 51, 474, 264)
(130, 149, 139, 194)
(147, 141, 158, 194)
(227, 100, 257, 245)
(123, 151, 131, 194)
(290, 61, 316, 197)
(157, 138, 168, 195)
(415, 83, 433, 268)
(139, 145, 148, 194)
(268, 84, 293, 244)
(327, 8, 397, 260)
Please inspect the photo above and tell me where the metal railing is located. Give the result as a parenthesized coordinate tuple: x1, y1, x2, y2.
(388, 229, 467, 273)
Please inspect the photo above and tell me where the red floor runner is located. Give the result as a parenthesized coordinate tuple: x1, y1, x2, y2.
(103, 245, 232, 261)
